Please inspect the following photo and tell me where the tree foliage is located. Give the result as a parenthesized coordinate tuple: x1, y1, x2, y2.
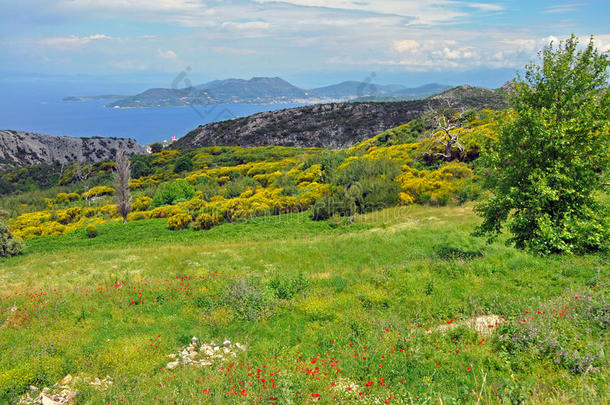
(475, 35, 610, 254)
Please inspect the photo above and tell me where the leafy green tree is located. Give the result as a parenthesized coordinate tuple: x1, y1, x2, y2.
(173, 156, 194, 173)
(475, 35, 609, 254)
(149, 142, 164, 154)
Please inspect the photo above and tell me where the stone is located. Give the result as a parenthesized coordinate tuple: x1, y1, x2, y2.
(166, 361, 180, 370)
(29, 386, 38, 393)
(236, 343, 247, 351)
(41, 395, 59, 405)
(60, 374, 73, 385)
(222, 340, 231, 348)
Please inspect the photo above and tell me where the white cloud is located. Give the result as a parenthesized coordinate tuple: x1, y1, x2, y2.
(394, 39, 419, 53)
(221, 21, 270, 30)
(39, 34, 111, 48)
(157, 48, 178, 59)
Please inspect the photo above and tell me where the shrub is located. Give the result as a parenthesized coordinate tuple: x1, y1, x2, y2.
(193, 213, 223, 231)
(173, 156, 194, 173)
(0, 222, 23, 257)
(126, 211, 151, 221)
(132, 195, 152, 211)
(86, 224, 98, 238)
(55, 192, 80, 203)
(167, 213, 192, 230)
(152, 180, 195, 207)
(82, 186, 116, 199)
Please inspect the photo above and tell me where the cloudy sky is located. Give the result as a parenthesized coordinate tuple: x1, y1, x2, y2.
(1, 0, 608, 88)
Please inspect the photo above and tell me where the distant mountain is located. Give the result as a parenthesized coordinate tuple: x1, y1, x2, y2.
(104, 77, 454, 108)
(62, 95, 128, 102)
(173, 84, 510, 150)
(0, 130, 145, 169)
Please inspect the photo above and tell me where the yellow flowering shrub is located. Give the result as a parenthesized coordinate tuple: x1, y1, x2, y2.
(193, 213, 224, 231)
(132, 196, 153, 212)
(82, 186, 115, 199)
(395, 162, 472, 206)
(55, 192, 80, 203)
(127, 211, 151, 221)
(167, 213, 192, 230)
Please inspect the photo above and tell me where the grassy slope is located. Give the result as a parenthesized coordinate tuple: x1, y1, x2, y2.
(0, 204, 607, 404)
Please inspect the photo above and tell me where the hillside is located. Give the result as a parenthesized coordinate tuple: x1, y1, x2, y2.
(0, 130, 145, 169)
(173, 85, 510, 149)
(105, 77, 454, 108)
(0, 107, 607, 403)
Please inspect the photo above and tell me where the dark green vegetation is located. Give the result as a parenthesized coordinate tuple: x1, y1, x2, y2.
(476, 36, 610, 254)
(0, 219, 23, 257)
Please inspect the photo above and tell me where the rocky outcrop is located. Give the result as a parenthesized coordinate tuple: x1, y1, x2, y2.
(0, 130, 145, 169)
(173, 85, 510, 149)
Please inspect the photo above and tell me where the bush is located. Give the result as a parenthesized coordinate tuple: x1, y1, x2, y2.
(126, 211, 151, 221)
(193, 213, 223, 231)
(0, 222, 23, 257)
(86, 224, 98, 238)
(167, 213, 192, 230)
(152, 180, 196, 207)
(173, 156, 194, 173)
(132, 196, 153, 211)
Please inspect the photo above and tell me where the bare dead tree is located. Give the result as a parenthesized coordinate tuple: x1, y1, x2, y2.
(421, 101, 467, 162)
(114, 150, 132, 223)
(74, 161, 93, 183)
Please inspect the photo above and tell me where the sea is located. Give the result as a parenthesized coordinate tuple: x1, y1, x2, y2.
(0, 80, 305, 145)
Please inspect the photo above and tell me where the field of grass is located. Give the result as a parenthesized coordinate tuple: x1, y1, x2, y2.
(0, 204, 607, 404)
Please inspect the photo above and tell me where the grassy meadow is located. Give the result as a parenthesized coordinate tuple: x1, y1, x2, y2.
(0, 203, 607, 404)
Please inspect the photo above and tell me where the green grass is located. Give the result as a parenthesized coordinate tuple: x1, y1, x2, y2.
(0, 204, 607, 404)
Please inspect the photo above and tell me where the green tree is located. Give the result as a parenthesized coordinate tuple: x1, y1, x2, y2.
(149, 142, 164, 154)
(173, 156, 194, 173)
(475, 35, 609, 254)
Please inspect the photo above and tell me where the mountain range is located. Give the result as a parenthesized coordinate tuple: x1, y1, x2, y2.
(85, 78, 453, 108)
(173, 84, 511, 149)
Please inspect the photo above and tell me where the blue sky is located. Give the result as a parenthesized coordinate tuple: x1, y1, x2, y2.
(0, 0, 608, 88)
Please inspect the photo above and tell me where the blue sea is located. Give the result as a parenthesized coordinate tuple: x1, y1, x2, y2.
(0, 80, 305, 145)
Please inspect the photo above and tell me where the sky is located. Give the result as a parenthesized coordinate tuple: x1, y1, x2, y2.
(0, 0, 609, 89)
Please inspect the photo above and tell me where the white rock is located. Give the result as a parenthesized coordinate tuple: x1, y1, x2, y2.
(41, 395, 59, 405)
(60, 375, 72, 385)
(166, 361, 179, 370)
(223, 340, 231, 348)
(29, 386, 38, 392)
(236, 343, 247, 351)
(223, 347, 230, 354)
